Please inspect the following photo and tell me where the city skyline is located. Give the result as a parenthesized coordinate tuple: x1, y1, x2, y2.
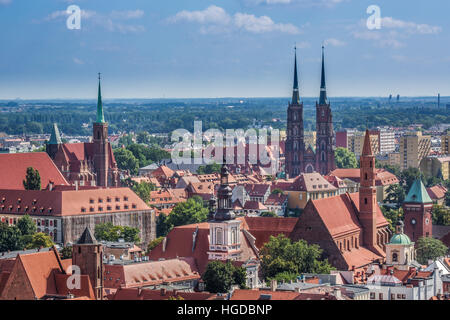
(0, 0, 449, 99)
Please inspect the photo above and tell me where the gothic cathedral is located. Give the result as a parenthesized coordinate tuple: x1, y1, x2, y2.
(285, 47, 335, 177)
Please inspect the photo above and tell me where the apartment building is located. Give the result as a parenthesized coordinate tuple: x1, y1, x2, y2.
(399, 132, 431, 170)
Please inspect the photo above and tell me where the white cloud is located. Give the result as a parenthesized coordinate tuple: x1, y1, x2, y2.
(295, 41, 310, 48)
(0, 0, 11, 5)
(73, 57, 85, 65)
(324, 38, 346, 47)
(169, 5, 231, 25)
(234, 13, 300, 34)
(169, 6, 300, 35)
(350, 17, 441, 49)
(381, 17, 442, 35)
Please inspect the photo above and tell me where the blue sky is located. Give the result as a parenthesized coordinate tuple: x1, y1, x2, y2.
(0, 0, 449, 99)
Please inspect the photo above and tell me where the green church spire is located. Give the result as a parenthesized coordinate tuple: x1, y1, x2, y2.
(96, 73, 105, 124)
(319, 45, 328, 105)
(48, 123, 62, 145)
(404, 179, 432, 204)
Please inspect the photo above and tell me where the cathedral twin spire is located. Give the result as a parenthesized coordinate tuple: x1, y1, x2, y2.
(292, 45, 328, 105)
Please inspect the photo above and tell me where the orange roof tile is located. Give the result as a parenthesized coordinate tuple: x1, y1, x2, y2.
(0, 153, 69, 190)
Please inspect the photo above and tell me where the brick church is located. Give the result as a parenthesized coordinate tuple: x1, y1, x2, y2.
(46, 75, 120, 188)
(285, 46, 335, 177)
(291, 130, 391, 270)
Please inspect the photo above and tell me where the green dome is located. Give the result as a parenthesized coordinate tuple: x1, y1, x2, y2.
(389, 233, 411, 245)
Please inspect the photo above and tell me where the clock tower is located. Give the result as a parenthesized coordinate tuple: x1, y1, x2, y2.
(403, 179, 433, 243)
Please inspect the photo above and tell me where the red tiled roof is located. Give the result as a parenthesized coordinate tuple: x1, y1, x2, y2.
(243, 201, 267, 211)
(152, 166, 175, 179)
(111, 287, 216, 300)
(293, 173, 337, 192)
(147, 218, 258, 274)
(104, 257, 200, 289)
(265, 193, 288, 206)
(310, 193, 388, 238)
(329, 169, 399, 186)
(244, 217, 298, 249)
(0, 153, 69, 190)
(427, 185, 447, 200)
(0, 187, 151, 217)
(244, 184, 270, 197)
(231, 289, 300, 300)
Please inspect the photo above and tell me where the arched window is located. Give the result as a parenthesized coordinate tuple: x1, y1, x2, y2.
(392, 253, 398, 262)
(294, 153, 298, 162)
(364, 198, 368, 205)
(97, 131, 101, 140)
(365, 173, 368, 180)
(321, 151, 326, 162)
(216, 228, 223, 245)
(231, 227, 237, 244)
(294, 141, 298, 150)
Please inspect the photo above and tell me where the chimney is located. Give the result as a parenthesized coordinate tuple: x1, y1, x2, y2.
(75, 181, 79, 191)
(270, 279, 277, 292)
(49, 181, 54, 191)
(333, 288, 342, 299)
(162, 237, 167, 253)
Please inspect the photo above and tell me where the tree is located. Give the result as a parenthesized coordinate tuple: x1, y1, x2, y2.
(147, 236, 164, 252)
(137, 131, 151, 144)
(165, 198, 208, 233)
(400, 167, 425, 193)
(23, 167, 41, 190)
(0, 223, 23, 252)
(132, 181, 156, 203)
(60, 246, 73, 259)
(334, 147, 358, 169)
(260, 234, 334, 281)
(445, 189, 450, 207)
(271, 188, 284, 195)
(432, 205, 450, 226)
(156, 213, 171, 238)
(122, 226, 141, 243)
(27, 232, 54, 249)
(260, 211, 278, 217)
(17, 215, 36, 236)
(381, 207, 403, 232)
(113, 148, 139, 175)
(202, 261, 246, 293)
(385, 184, 406, 206)
(94, 222, 141, 243)
(415, 237, 448, 265)
(197, 163, 222, 175)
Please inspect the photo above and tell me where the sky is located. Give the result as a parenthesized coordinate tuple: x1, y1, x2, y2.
(0, 0, 449, 99)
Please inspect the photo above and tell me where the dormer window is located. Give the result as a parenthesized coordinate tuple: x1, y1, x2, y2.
(98, 198, 103, 203)
(89, 199, 94, 204)
(81, 207, 86, 213)
(124, 196, 128, 201)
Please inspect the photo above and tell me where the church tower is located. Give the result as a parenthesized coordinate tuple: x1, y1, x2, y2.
(92, 74, 110, 187)
(315, 46, 335, 175)
(72, 227, 104, 300)
(207, 157, 242, 261)
(285, 47, 305, 178)
(46, 123, 62, 160)
(386, 220, 415, 270)
(359, 130, 381, 253)
(403, 179, 433, 242)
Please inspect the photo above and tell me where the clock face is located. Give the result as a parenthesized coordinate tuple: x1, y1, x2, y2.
(425, 218, 429, 225)
(411, 218, 416, 225)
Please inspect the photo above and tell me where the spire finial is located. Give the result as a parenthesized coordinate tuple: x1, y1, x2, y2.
(319, 45, 328, 105)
